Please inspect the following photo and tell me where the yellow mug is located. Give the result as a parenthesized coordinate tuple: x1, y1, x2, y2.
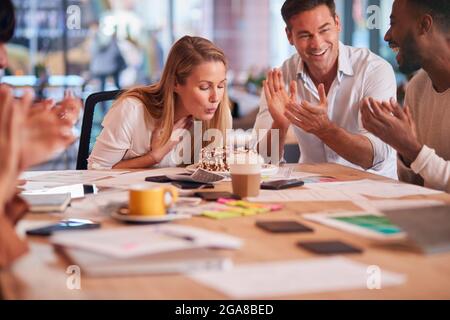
(128, 185, 178, 216)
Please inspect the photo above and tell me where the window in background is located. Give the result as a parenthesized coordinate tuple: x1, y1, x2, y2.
(352, 0, 370, 48)
(173, 0, 213, 40)
(269, 0, 294, 68)
(379, 0, 394, 61)
(378, 0, 405, 84)
(8, 0, 89, 101)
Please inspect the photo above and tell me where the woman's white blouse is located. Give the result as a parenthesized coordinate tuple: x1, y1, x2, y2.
(87, 97, 231, 169)
(88, 98, 175, 169)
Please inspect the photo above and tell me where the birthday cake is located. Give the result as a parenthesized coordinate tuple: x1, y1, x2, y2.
(198, 147, 261, 172)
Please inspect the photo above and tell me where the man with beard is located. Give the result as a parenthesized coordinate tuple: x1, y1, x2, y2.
(254, 0, 398, 179)
(361, 0, 450, 192)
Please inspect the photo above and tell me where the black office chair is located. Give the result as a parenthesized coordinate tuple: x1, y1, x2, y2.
(76, 90, 123, 170)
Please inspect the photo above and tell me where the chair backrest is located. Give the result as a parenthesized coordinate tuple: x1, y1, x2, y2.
(76, 90, 123, 170)
(284, 143, 300, 163)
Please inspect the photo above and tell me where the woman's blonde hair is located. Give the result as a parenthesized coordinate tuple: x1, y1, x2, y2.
(115, 35, 231, 151)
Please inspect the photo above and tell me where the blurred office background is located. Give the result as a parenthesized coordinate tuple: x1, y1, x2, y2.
(2, 0, 404, 169)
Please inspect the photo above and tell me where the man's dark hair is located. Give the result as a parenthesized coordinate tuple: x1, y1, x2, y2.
(408, 0, 450, 32)
(0, 0, 16, 43)
(281, 0, 336, 29)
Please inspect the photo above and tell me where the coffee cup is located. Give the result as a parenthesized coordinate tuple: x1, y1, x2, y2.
(128, 185, 178, 216)
(229, 163, 261, 198)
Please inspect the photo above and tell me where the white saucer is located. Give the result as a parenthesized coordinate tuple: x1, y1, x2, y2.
(186, 164, 279, 177)
(111, 208, 191, 224)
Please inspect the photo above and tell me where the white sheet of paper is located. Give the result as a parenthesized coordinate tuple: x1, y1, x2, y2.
(93, 167, 186, 189)
(19, 181, 67, 193)
(363, 199, 445, 211)
(247, 189, 367, 202)
(264, 169, 324, 182)
(20, 171, 55, 180)
(25, 170, 131, 184)
(70, 189, 128, 210)
(307, 179, 442, 198)
(189, 257, 406, 298)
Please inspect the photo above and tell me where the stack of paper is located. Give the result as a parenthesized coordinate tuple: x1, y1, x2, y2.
(61, 248, 232, 277)
(51, 225, 242, 276)
(22, 193, 71, 213)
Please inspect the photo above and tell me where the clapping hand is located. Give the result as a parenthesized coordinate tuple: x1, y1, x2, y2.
(263, 69, 298, 131)
(284, 83, 333, 137)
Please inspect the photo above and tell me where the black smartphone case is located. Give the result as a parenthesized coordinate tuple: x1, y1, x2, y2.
(171, 181, 214, 190)
(256, 220, 314, 233)
(297, 241, 363, 254)
(194, 192, 241, 201)
(260, 179, 305, 190)
(145, 175, 172, 183)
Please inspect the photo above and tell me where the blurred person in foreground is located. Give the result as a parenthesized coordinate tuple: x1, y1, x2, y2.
(0, 0, 79, 268)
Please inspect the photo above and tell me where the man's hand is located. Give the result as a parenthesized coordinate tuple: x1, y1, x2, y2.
(284, 83, 334, 137)
(361, 97, 422, 163)
(263, 69, 298, 131)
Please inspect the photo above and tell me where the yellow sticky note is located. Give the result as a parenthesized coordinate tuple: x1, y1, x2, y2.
(203, 211, 242, 220)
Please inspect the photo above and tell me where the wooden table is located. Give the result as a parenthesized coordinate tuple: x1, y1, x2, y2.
(2, 163, 450, 300)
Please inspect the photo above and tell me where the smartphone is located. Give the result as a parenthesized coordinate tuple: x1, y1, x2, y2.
(297, 241, 363, 255)
(145, 175, 172, 183)
(256, 220, 314, 233)
(83, 184, 98, 195)
(194, 192, 241, 201)
(261, 179, 305, 190)
(171, 181, 214, 190)
(26, 219, 101, 236)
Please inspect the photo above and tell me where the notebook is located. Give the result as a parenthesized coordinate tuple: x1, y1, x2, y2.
(383, 205, 450, 254)
(58, 247, 232, 277)
(21, 193, 71, 213)
(303, 211, 406, 241)
(51, 225, 242, 259)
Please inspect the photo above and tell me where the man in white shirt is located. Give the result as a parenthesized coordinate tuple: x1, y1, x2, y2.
(253, 0, 398, 179)
(361, 0, 450, 192)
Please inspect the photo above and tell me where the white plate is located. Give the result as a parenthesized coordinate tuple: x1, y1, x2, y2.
(111, 208, 191, 224)
(185, 164, 279, 177)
